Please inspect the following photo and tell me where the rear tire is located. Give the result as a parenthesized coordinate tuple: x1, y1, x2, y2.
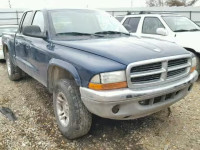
(5, 51, 23, 81)
(53, 79, 92, 139)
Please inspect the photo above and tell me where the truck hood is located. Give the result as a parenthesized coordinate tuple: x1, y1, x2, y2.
(175, 31, 200, 52)
(53, 36, 189, 65)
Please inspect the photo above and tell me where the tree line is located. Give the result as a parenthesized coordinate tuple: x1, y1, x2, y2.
(146, 0, 199, 7)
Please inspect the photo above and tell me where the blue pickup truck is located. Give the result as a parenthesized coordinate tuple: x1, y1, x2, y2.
(2, 9, 198, 139)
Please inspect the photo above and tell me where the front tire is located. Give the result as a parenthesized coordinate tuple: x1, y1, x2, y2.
(194, 54, 200, 74)
(53, 79, 92, 139)
(5, 52, 23, 81)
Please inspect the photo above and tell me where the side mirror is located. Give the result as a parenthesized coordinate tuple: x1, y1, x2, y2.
(22, 25, 47, 39)
(156, 28, 168, 36)
(124, 24, 132, 32)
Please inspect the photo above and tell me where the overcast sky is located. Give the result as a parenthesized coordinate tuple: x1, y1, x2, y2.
(0, 0, 147, 9)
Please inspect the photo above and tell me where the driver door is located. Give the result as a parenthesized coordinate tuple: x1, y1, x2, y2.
(24, 11, 50, 85)
(140, 17, 169, 41)
(15, 11, 33, 73)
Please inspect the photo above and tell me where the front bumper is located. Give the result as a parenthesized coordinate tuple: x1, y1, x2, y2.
(80, 71, 198, 120)
(0, 50, 4, 59)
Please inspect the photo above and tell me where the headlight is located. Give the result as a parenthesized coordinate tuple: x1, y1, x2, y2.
(89, 70, 127, 90)
(190, 56, 197, 73)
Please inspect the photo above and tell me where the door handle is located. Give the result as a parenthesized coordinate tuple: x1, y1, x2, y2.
(15, 40, 21, 46)
(26, 44, 31, 49)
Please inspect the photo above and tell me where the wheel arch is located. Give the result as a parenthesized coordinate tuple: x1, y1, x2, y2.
(3, 43, 16, 65)
(184, 47, 200, 57)
(3, 44, 9, 58)
(184, 47, 200, 74)
(47, 59, 81, 93)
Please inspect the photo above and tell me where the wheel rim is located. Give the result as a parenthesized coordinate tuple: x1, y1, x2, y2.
(6, 54, 11, 76)
(56, 92, 69, 127)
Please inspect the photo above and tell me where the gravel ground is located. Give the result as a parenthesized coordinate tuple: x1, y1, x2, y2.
(0, 61, 199, 150)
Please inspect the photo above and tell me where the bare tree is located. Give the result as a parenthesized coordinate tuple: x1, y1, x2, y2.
(8, 0, 11, 8)
(166, 0, 199, 6)
(146, 0, 163, 7)
(187, 0, 199, 6)
(166, 0, 185, 6)
(146, 0, 199, 6)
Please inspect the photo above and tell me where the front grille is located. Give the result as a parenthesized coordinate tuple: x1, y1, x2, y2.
(167, 68, 186, 78)
(131, 74, 161, 83)
(127, 55, 191, 87)
(168, 58, 188, 67)
(131, 62, 162, 73)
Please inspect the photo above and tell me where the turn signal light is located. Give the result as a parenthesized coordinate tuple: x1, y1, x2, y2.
(89, 81, 127, 90)
(190, 66, 196, 73)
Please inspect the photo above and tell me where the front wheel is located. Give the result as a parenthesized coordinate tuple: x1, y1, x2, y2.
(53, 79, 92, 139)
(194, 54, 200, 74)
(5, 52, 23, 81)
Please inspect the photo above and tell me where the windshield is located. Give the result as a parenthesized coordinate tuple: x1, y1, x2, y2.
(162, 16, 200, 32)
(0, 27, 18, 37)
(49, 9, 129, 39)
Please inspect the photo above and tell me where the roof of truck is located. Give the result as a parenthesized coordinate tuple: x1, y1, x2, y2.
(25, 8, 100, 12)
(124, 13, 182, 17)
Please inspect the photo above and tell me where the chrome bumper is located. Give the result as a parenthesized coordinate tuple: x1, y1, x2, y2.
(80, 71, 198, 120)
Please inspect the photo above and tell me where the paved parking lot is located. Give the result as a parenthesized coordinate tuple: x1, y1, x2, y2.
(0, 61, 199, 150)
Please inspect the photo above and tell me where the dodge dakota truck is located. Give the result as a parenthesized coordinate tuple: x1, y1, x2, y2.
(2, 9, 198, 139)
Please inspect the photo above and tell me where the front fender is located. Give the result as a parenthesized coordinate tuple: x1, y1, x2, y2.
(47, 58, 81, 88)
(2, 36, 16, 65)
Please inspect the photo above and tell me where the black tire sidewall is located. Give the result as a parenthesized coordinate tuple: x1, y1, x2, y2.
(53, 79, 91, 139)
(5, 51, 22, 81)
(194, 54, 200, 74)
(6, 52, 15, 79)
(53, 85, 73, 135)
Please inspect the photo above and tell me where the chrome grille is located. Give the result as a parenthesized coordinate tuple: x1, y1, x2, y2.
(131, 62, 162, 73)
(126, 55, 192, 88)
(167, 68, 186, 78)
(131, 73, 161, 83)
(168, 58, 188, 67)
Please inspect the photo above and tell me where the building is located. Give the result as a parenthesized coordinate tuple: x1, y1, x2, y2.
(0, 9, 24, 26)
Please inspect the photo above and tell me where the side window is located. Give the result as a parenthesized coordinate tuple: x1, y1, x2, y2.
(32, 11, 44, 32)
(128, 17, 141, 33)
(142, 17, 165, 34)
(21, 11, 33, 32)
(123, 18, 130, 26)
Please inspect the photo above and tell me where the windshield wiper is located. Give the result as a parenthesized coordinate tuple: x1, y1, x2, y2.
(189, 29, 200, 31)
(174, 29, 190, 32)
(56, 32, 104, 37)
(95, 31, 130, 36)
(174, 29, 200, 32)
